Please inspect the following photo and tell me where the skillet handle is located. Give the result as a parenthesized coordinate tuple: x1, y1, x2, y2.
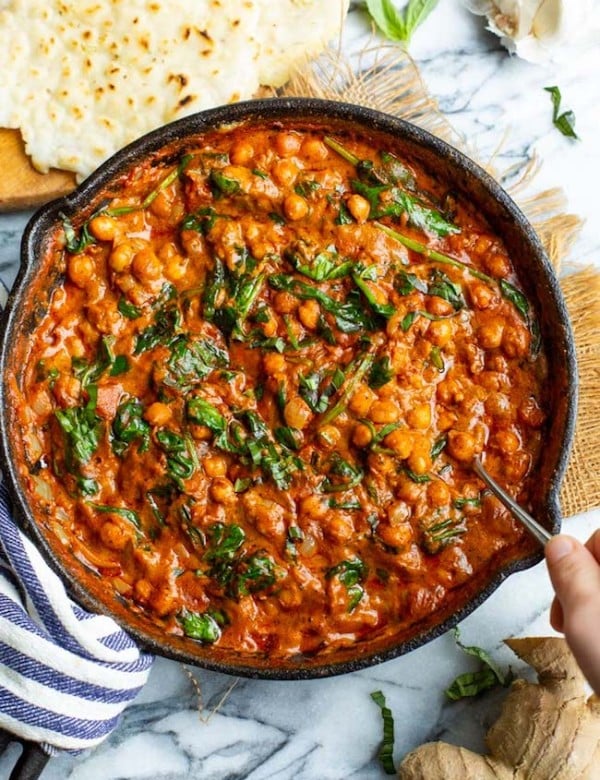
(0, 730, 50, 780)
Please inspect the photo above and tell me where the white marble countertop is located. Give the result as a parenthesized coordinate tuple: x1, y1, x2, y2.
(0, 3, 599, 778)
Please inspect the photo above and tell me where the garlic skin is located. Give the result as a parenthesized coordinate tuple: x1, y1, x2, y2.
(465, 0, 600, 63)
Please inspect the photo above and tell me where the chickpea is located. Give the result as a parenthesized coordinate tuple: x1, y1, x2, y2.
(210, 478, 235, 504)
(447, 430, 478, 462)
(348, 383, 377, 416)
(164, 254, 187, 282)
(203, 455, 228, 478)
(407, 403, 432, 430)
(144, 402, 172, 426)
(378, 521, 413, 549)
(369, 399, 400, 424)
(260, 316, 278, 338)
(230, 139, 254, 165)
(272, 159, 298, 187)
(469, 281, 497, 310)
(273, 291, 298, 314)
(407, 450, 431, 475)
(109, 243, 134, 273)
(99, 520, 131, 551)
(428, 480, 451, 507)
(284, 396, 312, 430)
(485, 391, 514, 423)
(283, 192, 309, 221)
(89, 214, 116, 242)
(67, 254, 95, 288)
(275, 132, 302, 157)
(132, 247, 162, 281)
(426, 297, 454, 317)
(346, 194, 370, 223)
(352, 422, 373, 448)
(474, 235, 493, 255)
(263, 352, 286, 376)
(324, 513, 355, 542)
(297, 299, 320, 330)
(301, 137, 328, 161)
(485, 253, 511, 278)
(190, 424, 213, 441)
(502, 324, 530, 358)
(493, 429, 520, 455)
(388, 501, 411, 525)
(52, 374, 81, 407)
(428, 319, 453, 347)
(221, 165, 251, 189)
(299, 494, 328, 520)
(397, 478, 422, 504)
(384, 429, 413, 459)
(318, 425, 341, 449)
(477, 319, 505, 350)
(437, 410, 457, 431)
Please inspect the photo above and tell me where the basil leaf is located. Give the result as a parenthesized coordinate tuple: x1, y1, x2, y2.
(234, 553, 277, 596)
(370, 690, 396, 775)
(544, 86, 579, 140)
(326, 557, 367, 612)
(430, 435, 447, 461)
(60, 212, 96, 254)
(421, 517, 464, 554)
(110, 355, 129, 376)
(395, 270, 427, 296)
(321, 453, 364, 493)
(366, 0, 439, 44)
(181, 206, 222, 234)
(428, 270, 464, 310)
(274, 426, 303, 451)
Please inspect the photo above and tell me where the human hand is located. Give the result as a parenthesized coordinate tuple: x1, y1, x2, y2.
(545, 530, 600, 695)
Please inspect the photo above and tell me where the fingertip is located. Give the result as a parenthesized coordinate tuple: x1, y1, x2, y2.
(545, 534, 576, 565)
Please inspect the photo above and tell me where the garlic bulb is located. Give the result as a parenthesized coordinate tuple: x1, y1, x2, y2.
(465, 0, 600, 63)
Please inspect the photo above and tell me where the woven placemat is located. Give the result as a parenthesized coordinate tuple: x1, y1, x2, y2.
(278, 44, 600, 519)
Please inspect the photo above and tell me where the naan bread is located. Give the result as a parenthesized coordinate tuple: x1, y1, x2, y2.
(0, 0, 348, 179)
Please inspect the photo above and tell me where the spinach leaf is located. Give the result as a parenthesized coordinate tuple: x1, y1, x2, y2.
(187, 397, 226, 433)
(72, 335, 117, 388)
(453, 495, 482, 510)
(55, 390, 102, 473)
(499, 279, 529, 320)
(352, 267, 395, 318)
(288, 247, 354, 282)
(368, 355, 394, 389)
(134, 304, 182, 354)
(544, 86, 579, 140)
(164, 336, 229, 390)
(112, 398, 150, 456)
(429, 345, 444, 372)
(395, 270, 427, 296)
(156, 429, 197, 486)
(299, 367, 345, 414)
(181, 206, 223, 234)
(274, 426, 303, 451)
(178, 610, 222, 643)
(202, 258, 226, 321)
(428, 269, 465, 309)
(88, 502, 141, 529)
(234, 553, 277, 596)
(209, 169, 241, 197)
(380, 150, 415, 189)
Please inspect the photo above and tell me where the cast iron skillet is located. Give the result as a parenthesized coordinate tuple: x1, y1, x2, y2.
(0, 98, 578, 680)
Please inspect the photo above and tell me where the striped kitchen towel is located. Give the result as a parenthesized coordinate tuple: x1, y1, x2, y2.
(0, 477, 154, 753)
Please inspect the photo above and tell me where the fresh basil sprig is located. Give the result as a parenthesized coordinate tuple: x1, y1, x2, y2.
(544, 86, 579, 140)
(445, 627, 512, 701)
(370, 690, 396, 775)
(366, 0, 440, 45)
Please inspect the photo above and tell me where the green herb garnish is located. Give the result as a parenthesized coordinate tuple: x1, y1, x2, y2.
(544, 85, 579, 140)
(370, 690, 396, 775)
(366, 0, 440, 45)
(445, 627, 511, 701)
(326, 556, 367, 612)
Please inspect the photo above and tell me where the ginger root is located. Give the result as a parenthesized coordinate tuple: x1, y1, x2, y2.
(399, 637, 600, 779)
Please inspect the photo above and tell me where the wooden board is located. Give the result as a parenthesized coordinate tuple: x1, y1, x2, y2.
(0, 129, 76, 212)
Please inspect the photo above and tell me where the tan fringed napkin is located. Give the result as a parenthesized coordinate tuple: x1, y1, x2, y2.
(278, 45, 600, 518)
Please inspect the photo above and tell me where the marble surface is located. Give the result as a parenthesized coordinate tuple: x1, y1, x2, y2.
(1, 2, 599, 777)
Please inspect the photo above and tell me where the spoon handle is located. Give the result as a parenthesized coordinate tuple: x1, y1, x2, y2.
(473, 458, 553, 547)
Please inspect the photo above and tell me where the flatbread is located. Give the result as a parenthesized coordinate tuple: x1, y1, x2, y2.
(0, 0, 348, 179)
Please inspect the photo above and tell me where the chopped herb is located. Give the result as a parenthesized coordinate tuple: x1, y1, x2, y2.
(294, 179, 320, 198)
(72, 335, 117, 388)
(329, 498, 361, 510)
(352, 267, 396, 318)
(453, 495, 482, 510)
(403, 467, 431, 483)
(427, 269, 465, 310)
(55, 389, 102, 474)
(156, 429, 197, 487)
(234, 553, 277, 596)
(163, 336, 229, 391)
(181, 206, 223, 234)
(299, 367, 345, 414)
(252, 169, 268, 179)
(118, 298, 143, 319)
(288, 246, 354, 282)
(430, 435, 447, 461)
(134, 303, 182, 354)
(395, 270, 427, 296)
(326, 557, 367, 611)
(445, 627, 511, 701)
(233, 477, 252, 493)
(321, 453, 364, 494)
(422, 517, 465, 554)
(498, 279, 529, 320)
(429, 346, 444, 372)
(370, 690, 396, 775)
(142, 154, 192, 208)
(544, 86, 579, 140)
(269, 211, 286, 225)
(336, 202, 354, 225)
(110, 355, 129, 376)
(60, 212, 96, 254)
(274, 426, 303, 451)
(319, 352, 375, 426)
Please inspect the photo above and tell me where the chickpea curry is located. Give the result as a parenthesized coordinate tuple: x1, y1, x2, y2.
(14, 122, 547, 660)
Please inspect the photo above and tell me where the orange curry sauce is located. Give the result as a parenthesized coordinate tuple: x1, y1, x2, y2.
(16, 125, 547, 658)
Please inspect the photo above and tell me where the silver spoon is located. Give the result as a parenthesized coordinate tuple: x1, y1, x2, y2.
(473, 457, 553, 547)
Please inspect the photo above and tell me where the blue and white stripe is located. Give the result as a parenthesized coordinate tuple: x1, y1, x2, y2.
(0, 477, 153, 752)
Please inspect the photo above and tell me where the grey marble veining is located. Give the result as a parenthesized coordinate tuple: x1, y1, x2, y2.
(1, 3, 599, 778)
